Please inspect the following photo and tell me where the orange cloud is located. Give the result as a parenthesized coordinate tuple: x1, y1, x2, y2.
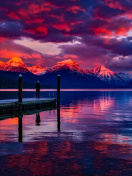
(0, 49, 42, 60)
(0, 49, 21, 58)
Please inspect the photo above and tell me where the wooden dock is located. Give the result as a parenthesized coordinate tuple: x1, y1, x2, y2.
(0, 98, 56, 117)
(0, 74, 61, 119)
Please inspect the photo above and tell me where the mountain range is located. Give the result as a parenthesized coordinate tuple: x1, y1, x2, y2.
(0, 57, 132, 88)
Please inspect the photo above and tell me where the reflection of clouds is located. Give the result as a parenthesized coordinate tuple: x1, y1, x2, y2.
(0, 118, 18, 128)
(95, 133, 132, 159)
(61, 103, 82, 123)
(61, 95, 114, 123)
(100, 133, 132, 145)
(0, 118, 18, 142)
(93, 97, 114, 113)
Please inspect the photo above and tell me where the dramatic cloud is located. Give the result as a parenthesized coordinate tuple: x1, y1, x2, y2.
(0, 0, 132, 71)
(0, 40, 59, 67)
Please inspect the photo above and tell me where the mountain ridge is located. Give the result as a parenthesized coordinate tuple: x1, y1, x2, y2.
(0, 57, 132, 88)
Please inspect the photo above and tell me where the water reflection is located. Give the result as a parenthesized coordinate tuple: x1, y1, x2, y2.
(18, 117, 22, 143)
(57, 101, 60, 132)
(0, 91, 132, 175)
(36, 113, 40, 126)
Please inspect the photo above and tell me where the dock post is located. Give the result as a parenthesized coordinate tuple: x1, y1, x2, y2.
(36, 81, 40, 98)
(57, 75, 60, 106)
(18, 74, 22, 103)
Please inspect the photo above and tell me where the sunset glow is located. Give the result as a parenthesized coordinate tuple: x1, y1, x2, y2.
(0, 0, 132, 72)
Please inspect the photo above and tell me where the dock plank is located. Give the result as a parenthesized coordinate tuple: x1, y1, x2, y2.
(0, 98, 56, 105)
(0, 98, 56, 106)
(0, 98, 56, 117)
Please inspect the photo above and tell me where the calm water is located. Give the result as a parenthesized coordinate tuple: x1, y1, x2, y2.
(0, 90, 132, 176)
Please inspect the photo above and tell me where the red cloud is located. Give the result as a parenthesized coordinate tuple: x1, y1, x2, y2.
(18, 9, 29, 18)
(0, 49, 42, 61)
(53, 24, 70, 32)
(93, 25, 132, 36)
(0, 49, 22, 58)
(44, 2, 59, 9)
(26, 26, 47, 36)
(49, 14, 61, 19)
(56, 54, 78, 60)
(70, 21, 83, 26)
(103, 0, 124, 10)
(8, 12, 19, 20)
(26, 18, 44, 24)
(18, 3, 52, 20)
(29, 3, 51, 14)
(0, 37, 6, 42)
(67, 6, 86, 14)
(93, 28, 112, 35)
(116, 27, 132, 36)
(36, 27, 48, 35)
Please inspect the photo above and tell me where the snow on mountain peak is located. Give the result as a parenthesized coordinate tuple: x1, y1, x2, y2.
(0, 57, 29, 73)
(91, 65, 116, 82)
(57, 59, 78, 66)
(28, 64, 47, 75)
(6, 57, 25, 67)
(47, 59, 85, 73)
(92, 65, 114, 75)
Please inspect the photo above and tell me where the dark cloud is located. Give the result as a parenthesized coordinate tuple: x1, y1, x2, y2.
(59, 43, 111, 69)
(0, 0, 131, 41)
(0, 0, 132, 72)
(107, 56, 132, 72)
(0, 21, 22, 39)
(59, 35, 132, 70)
(0, 40, 59, 67)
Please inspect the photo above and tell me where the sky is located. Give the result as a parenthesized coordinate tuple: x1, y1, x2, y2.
(0, 0, 132, 72)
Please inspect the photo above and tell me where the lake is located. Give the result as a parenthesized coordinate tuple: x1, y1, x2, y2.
(0, 90, 132, 176)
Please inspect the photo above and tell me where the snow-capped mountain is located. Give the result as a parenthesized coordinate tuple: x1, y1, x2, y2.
(92, 65, 115, 80)
(0, 57, 29, 73)
(47, 59, 85, 74)
(0, 57, 132, 88)
(91, 65, 125, 85)
(28, 64, 47, 75)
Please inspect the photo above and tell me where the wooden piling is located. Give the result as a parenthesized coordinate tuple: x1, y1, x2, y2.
(18, 74, 22, 103)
